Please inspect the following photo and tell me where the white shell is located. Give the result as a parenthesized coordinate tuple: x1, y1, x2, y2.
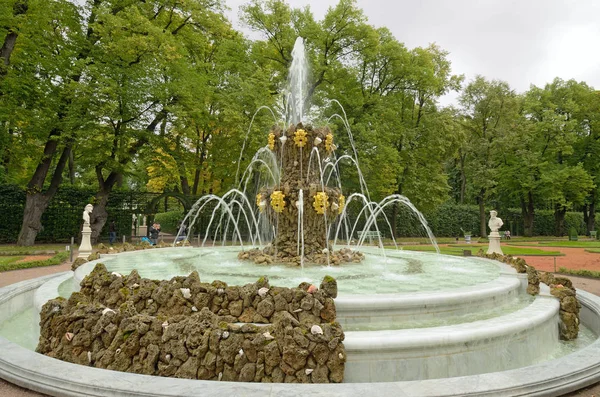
(217, 288, 225, 296)
(305, 368, 314, 375)
(147, 299, 154, 304)
(258, 287, 269, 297)
(111, 272, 122, 278)
(218, 372, 223, 381)
(238, 348, 244, 356)
(294, 161, 299, 166)
(222, 331, 230, 340)
(314, 137, 322, 146)
(180, 288, 191, 299)
(338, 353, 344, 359)
(322, 248, 329, 254)
(65, 332, 74, 341)
(191, 306, 198, 312)
(87, 351, 92, 363)
(259, 200, 266, 209)
(311, 325, 323, 335)
(165, 354, 171, 361)
(109, 247, 114, 250)
(132, 283, 139, 288)
(279, 136, 288, 143)
(102, 308, 115, 316)
(162, 321, 169, 329)
(116, 348, 122, 354)
(293, 308, 302, 313)
(331, 202, 339, 212)
(263, 331, 275, 340)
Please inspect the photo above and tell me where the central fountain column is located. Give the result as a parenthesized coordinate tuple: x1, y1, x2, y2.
(261, 124, 342, 260)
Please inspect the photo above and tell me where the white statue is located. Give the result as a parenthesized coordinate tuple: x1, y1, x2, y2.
(78, 204, 94, 259)
(82, 204, 93, 226)
(487, 210, 504, 255)
(488, 210, 503, 233)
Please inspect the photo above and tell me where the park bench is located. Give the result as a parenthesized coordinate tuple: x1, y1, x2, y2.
(357, 230, 382, 245)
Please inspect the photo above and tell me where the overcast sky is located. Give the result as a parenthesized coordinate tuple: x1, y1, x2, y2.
(226, 0, 600, 105)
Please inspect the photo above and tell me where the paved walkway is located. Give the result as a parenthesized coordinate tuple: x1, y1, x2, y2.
(2, 246, 600, 396)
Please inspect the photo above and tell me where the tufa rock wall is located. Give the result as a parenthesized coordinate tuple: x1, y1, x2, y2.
(37, 264, 346, 383)
(481, 251, 580, 340)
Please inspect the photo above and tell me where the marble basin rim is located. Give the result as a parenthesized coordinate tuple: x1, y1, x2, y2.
(1, 273, 600, 396)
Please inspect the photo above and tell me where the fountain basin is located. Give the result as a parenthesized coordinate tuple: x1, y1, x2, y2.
(1, 271, 600, 396)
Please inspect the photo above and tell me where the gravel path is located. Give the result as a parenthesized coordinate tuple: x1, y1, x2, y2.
(2, 246, 600, 396)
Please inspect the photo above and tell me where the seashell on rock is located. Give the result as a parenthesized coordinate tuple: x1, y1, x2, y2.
(116, 348, 122, 355)
(165, 354, 171, 361)
(222, 331, 230, 340)
(65, 332, 74, 342)
(239, 348, 244, 356)
(322, 248, 329, 254)
(279, 136, 288, 144)
(111, 272, 122, 278)
(294, 161, 299, 166)
(102, 308, 115, 316)
(331, 202, 339, 212)
(307, 284, 318, 294)
(180, 288, 191, 299)
(305, 368, 314, 375)
(132, 283, 139, 288)
(293, 308, 303, 313)
(87, 351, 92, 363)
(218, 372, 223, 381)
(217, 288, 225, 296)
(262, 331, 275, 340)
(258, 287, 269, 298)
(191, 306, 198, 312)
(147, 299, 154, 304)
(311, 325, 323, 335)
(338, 353, 344, 360)
(314, 137, 322, 146)
(162, 321, 169, 329)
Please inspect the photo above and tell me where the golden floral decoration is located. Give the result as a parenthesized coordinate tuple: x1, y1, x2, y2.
(313, 192, 329, 215)
(256, 193, 264, 212)
(270, 191, 286, 213)
(338, 194, 345, 215)
(267, 133, 275, 150)
(293, 129, 308, 148)
(325, 133, 334, 152)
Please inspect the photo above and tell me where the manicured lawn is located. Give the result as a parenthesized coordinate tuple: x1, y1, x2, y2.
(392, 244, 562, 256)
(585, 248, 600, 254)
(0, 256, 24, 267)
(0, 244, 64, 254)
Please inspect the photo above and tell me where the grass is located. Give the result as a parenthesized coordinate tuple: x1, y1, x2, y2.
(0, 251, 69, 272)
(585, 248, 600, 254)
(0, 244, 64, 255)
(389, 244, 562, 256)
(558, 267, 600, 279)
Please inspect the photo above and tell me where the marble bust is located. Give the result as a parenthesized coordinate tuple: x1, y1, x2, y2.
(82, 204, 93, 226)
(488, 210, 503, 233)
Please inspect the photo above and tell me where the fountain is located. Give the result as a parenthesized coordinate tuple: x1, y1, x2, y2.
(2, 37, 600, 396)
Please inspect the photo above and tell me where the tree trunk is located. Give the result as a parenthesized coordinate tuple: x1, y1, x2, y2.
(521, 192, 535, 237)
(90, 189, 110, 244)
(478, 189, 487, 238)
(584, 192, 596, 233)
(458, 151, 466, 204)
(554, 204, 567, 237)
(0, 0, 28, 74)
(17, 193, 51, 245)
(17, 142, 71, 245)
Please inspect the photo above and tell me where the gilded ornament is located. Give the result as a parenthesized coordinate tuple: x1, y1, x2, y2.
(267, 133, 275, 150)
(338, 194, 345, 215)
(325, 133, 334, 152)
(294, 129, 308, 148)
(270, 191, 286, 213)
(313, 192, 329, 215)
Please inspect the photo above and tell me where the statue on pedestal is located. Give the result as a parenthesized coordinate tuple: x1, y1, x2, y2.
(487, 210, 504, 255)
(78, 204, 94, 259)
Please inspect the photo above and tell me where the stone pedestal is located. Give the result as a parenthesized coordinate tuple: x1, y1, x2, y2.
(78, 225, 93, 259)
(487, 231, 503, 255)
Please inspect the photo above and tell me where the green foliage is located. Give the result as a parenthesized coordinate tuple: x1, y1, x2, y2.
(154, 210, 185, 234)
(0, 251, 69, 272)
